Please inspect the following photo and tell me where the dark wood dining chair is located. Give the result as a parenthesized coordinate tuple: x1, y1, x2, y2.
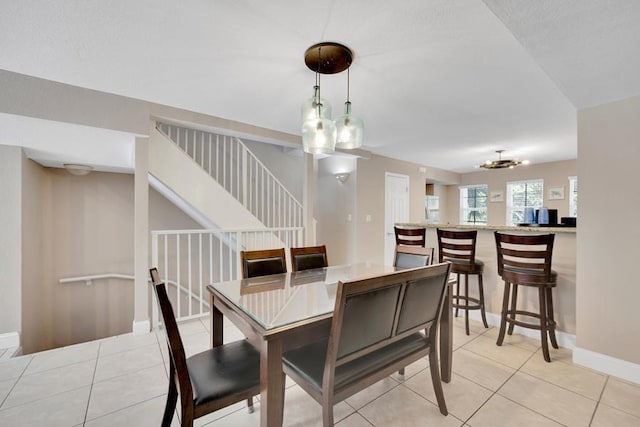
(149, 268, 261, 427)
(494, 232, 558, 362)
(282, 263, 451, 426)
(437, 228, 489, 335)
(394, 226, 426, 247)
(290, 245, 328, 272)
(393, 244, 435, 269)
(240, 248, 287, 279)
(392, 244, 435, 377)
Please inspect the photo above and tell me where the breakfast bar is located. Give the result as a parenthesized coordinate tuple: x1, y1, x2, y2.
(397, 223, 577, 340)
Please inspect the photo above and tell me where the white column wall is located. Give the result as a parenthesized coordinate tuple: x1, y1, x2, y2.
(0, 145, 22, 348)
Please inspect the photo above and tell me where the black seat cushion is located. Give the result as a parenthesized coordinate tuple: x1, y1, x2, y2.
(188, 339, 260, 407)
(283, 333, 428, 393)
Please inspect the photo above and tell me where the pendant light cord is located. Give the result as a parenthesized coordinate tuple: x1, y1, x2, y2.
(346, 67, 350, 103)
(316, 46, 322, 115)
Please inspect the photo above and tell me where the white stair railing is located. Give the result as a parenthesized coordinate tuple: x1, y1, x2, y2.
(156, 122, 303, 229)
(151, 227, 304, 324)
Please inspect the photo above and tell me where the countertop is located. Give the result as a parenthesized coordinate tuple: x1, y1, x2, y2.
(396, 223, 577, 234)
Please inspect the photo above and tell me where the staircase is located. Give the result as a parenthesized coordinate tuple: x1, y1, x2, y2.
(149, 122, 305, 322)
(153, 122, 303, 229)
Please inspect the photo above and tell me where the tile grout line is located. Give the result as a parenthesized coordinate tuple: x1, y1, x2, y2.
(0, 356, 34, 410)
(82, 341, 102, 426)
(460, 345, 569, 426)
(588, 375, 610, 426)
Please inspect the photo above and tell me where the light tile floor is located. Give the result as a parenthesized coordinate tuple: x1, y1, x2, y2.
(1, 317, 639, 427)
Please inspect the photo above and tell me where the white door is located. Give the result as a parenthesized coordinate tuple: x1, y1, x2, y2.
(384, 173, 410, 265)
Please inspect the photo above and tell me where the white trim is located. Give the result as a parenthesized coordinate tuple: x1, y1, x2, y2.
(0, 331, 20, 349)
(132, 320, 151, 335)
(467, 308, 639, 384)
(573, 347, 640, 385)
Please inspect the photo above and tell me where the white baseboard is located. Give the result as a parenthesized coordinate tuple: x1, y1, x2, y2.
(0, 331, 20, 349)
(466, 310, 640, 384)
(132, 319, 151, 335)
(574, 347, 640, 385)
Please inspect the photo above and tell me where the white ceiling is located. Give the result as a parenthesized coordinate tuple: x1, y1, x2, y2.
(1, 0, 639, 173)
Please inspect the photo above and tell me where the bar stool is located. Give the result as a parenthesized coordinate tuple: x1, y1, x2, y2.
(494, 232, 558, 362)
(394, 226, 426, 247)
(437, 228, 489, 335)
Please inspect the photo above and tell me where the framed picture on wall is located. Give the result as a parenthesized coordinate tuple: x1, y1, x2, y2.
(549, 186, 565, 200)
(490, 191, 503, 202)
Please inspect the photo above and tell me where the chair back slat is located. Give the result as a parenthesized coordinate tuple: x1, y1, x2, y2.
(151, 280, 192, 400)
(290, 245, 328, 272)
(337, 284, 402, 359)
(241, 248, 287, 279)
(394, 245, 434, 269)
(394, 226, 426, 247)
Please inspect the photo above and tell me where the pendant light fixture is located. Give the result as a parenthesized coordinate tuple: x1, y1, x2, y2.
(301, 42, 362, 154)
(301, 45, 336, 154)
(335, 67, 364, 149)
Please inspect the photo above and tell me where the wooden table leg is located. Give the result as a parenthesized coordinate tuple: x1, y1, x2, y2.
(440, 280, 453, 383)
(260, 338, 284, 427)
(210, 294, 223, 348)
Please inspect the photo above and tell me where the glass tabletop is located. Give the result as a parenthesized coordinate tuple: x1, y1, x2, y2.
(210, 263, 398, 330)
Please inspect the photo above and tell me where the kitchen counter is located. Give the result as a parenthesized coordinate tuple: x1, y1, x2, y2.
(396, 222, 576, 233)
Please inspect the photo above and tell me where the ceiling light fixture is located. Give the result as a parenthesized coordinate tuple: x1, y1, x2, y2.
(479, 150, 529, 170)
(64, 163, 94, 176)
(301, 42, 363, 154)
(335, 173, 350, 183)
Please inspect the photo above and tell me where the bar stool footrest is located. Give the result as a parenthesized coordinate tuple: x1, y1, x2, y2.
(504, 310, 556, 331)
(452, 295, 482, 311)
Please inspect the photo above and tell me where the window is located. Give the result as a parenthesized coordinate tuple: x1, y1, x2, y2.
(506, 179, 543, 225)
(459, 185, 488, 224)
(569, 176, 577, 217)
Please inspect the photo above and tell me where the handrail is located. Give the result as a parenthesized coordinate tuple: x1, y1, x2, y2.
(58, 273, 210, 308)
(152, 226, 304, 236)
(59, 273, 135, 286)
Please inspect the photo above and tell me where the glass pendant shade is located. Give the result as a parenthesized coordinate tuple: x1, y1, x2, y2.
(300, 85, 332, 122)
(301, 116, 336, 154)
(335, 101, 364, 149)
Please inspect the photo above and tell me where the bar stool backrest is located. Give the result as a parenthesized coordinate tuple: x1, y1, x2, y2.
(494, 232, 555, 284)
(394, 226, 426, 247)
(437, 229, 478, 273)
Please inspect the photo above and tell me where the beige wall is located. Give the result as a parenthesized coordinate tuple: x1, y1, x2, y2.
(0, 146, 22, 337)
(21, 155, 53, 352)
(353, 154, 459, 265)
(17, 163, 200, 354)
(577, 95, 640, 364)
(443, 159, 577, 225)
(316, 157, 357, 265)
(1, 69, 299, 147)
(244, 140, 305, 202)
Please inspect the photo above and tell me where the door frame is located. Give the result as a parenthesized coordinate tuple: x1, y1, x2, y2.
(384, 172, 410, 265)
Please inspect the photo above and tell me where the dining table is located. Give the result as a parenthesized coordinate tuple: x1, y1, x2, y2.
(207, 263, 454, 427)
